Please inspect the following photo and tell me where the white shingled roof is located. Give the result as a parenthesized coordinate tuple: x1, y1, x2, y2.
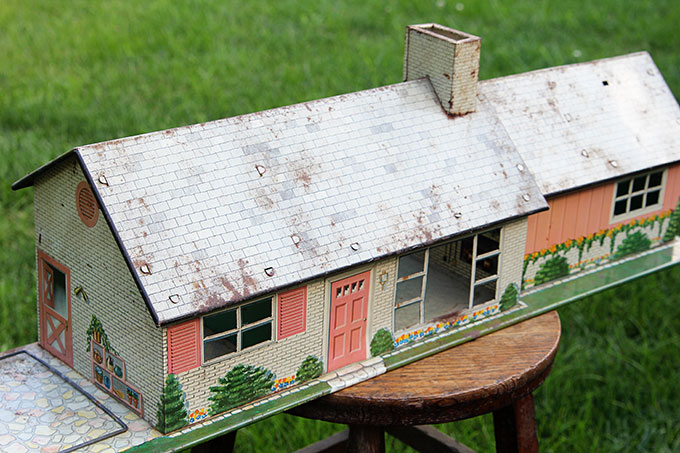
(15, 52, 680, 325)
(480, 52, 680, 196)
(72, 79, 545, 324)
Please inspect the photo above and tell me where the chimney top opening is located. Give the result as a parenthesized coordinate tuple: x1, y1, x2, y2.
(415, 24, 477, 43)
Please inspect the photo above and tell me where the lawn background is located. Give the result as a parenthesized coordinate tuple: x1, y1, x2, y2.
(1, 0, 679, 451)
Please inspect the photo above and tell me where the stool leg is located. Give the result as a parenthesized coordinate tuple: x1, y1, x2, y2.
(493, 393, 539, 453)
(346, 425, 385, 453)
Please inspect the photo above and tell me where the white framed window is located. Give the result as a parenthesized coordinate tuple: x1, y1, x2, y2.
(611, 169, 666, 221)
(393, 228, 502, 332)
(202, 297, 273, 362)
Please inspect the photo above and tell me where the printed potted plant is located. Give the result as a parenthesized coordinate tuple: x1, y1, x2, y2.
(128, 388, 139, 408)
(95, 366, 104, 384)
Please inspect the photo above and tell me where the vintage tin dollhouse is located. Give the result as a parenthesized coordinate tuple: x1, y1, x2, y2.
(11, 24, 680, 432)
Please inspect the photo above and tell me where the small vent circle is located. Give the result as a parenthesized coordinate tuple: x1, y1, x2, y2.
(76, 181, 99, 228)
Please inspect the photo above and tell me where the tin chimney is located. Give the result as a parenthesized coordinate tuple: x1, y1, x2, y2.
(404, 24, 481, 116)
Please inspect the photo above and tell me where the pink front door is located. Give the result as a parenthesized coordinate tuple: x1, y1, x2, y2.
(38, 251, 73, 367)
(328, 271, 370, 371)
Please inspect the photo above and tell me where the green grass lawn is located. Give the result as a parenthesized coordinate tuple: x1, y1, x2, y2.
(1, 0, 679, 451)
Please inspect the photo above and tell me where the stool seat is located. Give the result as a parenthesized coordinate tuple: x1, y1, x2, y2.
(289, 311, 561, 452)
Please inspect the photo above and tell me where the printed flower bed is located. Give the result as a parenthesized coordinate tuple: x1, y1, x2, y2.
(394, 304, 499, 347)
(522, 210, 672, 288)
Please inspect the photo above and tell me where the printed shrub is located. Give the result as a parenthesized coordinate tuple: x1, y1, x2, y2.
(614, 231, 651, 260)
(500, 283, 519, 311)
(156, 374, 188, 434)
(662, 198, 680, 241)
(533, 255, 570, 286)
(208, 364, 275, 416)
(370, 328, 395, 357)
(296, 356, 323, 383)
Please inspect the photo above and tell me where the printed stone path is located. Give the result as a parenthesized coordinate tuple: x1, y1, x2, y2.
(0, 344, 161, 452)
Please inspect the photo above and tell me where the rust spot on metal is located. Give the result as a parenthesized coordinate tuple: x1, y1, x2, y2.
(137, 197, 149, 210)
(295, 168, 312, 189)
(257, 195, 274, 210)
(238, 259, 258, 298)
(443, 73, 451, 79)
(220, 277, 243, 300)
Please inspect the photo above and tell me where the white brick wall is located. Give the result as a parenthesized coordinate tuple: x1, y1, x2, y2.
(499, 218, 529, 295)
(34, 156, 164, 427)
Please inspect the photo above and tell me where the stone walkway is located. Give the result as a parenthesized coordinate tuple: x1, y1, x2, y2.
(0, 344, 161, 452)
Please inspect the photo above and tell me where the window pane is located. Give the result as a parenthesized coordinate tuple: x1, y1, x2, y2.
(204, 310, 236, 337)
(397, 250, 425, 278)
(632, 176, 646, 192)
(395, 303, 420, 331)
(50, 265, 68, 318)
(477, 229, 500, 255)
(242, 298, 271, 325)
(204, 333, 237, 361)
(460, 236, 474, 263)
(476, 255, 498, 279)
(241, 322, 271, 349)
(395, 277, 424, 305)
(614, 199, 628, 216)
(649, 171, 663, 188)
(472, 279, 497, 306)
(616, 180, 630, 197)
(645, 190, 660, 207)
(630, 194, 644, 211)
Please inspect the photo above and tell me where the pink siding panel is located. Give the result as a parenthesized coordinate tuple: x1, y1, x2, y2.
(547, 196, 566, 246)
(526, 165, 680, 254)
(663, 164, 680, 210)
(525, 214, 538, 254)
(526, 183, 614, 254)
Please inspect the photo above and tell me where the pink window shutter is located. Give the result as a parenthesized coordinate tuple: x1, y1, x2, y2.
(167, 319, 201, 374)
(278, 287, 307, 339)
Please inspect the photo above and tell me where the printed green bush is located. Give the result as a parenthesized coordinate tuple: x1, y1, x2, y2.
(614, 231, 651, 260)
(156, 374, 188, 434)
(370, 328, 395, 357)
(296, 356, 323, 383)
(662, 198, 680, 241)
(208, 364, 275, 415)
(533, 255, 570, 286)
(500, 283, 519, 311)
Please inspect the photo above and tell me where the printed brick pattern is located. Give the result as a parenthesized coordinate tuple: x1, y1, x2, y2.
(33, 156, 164, 427)
(368, 257, 398, 339)
(174, 278, 326, 414)
(405, 29, 456, 111)
(404, 26, 480, 115)
(498, 218, 529, 294)
(77, 78, 545, 325)
(480, 52, 680, 196)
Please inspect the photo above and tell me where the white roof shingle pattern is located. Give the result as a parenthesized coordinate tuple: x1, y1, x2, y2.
(78, 79, 545, 324)
(480, 52, 680, 196)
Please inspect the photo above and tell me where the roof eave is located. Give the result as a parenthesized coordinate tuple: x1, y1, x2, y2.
(12, 149, 78, 191)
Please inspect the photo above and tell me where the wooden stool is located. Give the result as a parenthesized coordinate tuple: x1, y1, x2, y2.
(288, 311, 561, 453)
